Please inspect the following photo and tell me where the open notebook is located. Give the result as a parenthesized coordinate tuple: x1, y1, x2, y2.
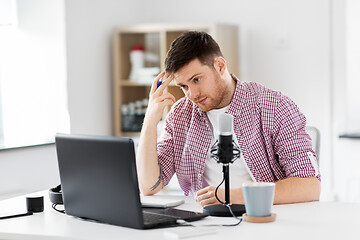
(141, 196, 184, 208)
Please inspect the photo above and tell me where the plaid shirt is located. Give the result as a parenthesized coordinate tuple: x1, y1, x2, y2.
(157, 75, 320, 196)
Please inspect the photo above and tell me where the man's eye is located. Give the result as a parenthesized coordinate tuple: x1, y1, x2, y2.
(194, 78, 200, 83)
(180, 85, 187, 90)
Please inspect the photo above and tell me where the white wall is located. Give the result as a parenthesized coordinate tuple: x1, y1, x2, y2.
(1, 0, 356, 201)
(346, 0, 360, 133)
(332, 0, 360, 202)
(64, 0, 334, 199)
(0, 0, 65, 198)
(0, 0, 69, 149)
(0, 144, 60, 200)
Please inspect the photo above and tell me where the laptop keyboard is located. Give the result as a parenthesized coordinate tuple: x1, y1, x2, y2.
(144, 208, 208, 222)
(142, 212, 178, 225)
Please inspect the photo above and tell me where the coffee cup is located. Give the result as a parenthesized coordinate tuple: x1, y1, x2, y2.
(242, 182, 275, 217)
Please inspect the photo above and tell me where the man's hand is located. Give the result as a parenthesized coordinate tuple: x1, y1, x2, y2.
(144, 72, 176, 127)
(195, 186, 225, 207)
(136, 72, 176, 196)
(195, 186, 244, 207)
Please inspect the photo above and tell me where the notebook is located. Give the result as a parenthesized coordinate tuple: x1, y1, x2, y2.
(140, 196, 185, 208)
(55, 133, 207, 229)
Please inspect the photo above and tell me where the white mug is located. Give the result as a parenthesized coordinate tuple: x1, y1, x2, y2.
(242, 182, 275, 217)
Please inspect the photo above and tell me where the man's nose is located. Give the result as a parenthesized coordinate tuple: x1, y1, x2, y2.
(187, 87, 200, 100)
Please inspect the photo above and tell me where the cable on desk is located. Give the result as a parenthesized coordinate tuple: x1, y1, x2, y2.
(214, 174, 243, 226)
(176, 176, 243, 228)
(176, 214, 242, 227)
(52, 203, 66, 214)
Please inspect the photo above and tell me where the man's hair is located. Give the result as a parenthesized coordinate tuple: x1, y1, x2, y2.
(165, 31, 223, 73)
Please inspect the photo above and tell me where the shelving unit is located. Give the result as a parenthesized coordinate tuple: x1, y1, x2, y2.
(112, 23, 239, 136)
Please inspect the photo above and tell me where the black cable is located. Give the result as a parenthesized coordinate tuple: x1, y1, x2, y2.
(213, 174, 242, 226)
(177, 174, 243, 227)
(52, 203, 66, 214)
(215, 177, 225, 205)
(0, 212, 33, 220)
(222, 204, 242, 226)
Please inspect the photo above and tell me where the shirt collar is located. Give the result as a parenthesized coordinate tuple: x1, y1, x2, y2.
(226, 74, 244, 117)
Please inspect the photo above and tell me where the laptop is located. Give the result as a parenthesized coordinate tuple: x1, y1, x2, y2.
(55, 133, 207, 229)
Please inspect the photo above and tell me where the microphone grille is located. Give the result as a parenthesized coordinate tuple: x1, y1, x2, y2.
(218, 113, 233, 135)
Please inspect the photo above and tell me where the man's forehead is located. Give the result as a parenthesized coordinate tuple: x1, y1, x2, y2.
(173, 71, 187, 83)
(173, 72, 199, 85)
(172, 60, 207, 84)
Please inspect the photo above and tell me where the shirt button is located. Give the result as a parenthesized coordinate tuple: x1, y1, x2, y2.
(198, 173, 202, 178)
(203, 148, 207, 153)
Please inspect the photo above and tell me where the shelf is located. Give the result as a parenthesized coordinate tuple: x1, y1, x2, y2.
(121, 132, 141, 137)
(339, 133, 360, 139)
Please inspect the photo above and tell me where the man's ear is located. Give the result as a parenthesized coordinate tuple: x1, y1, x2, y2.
(213, 57, 227, 75)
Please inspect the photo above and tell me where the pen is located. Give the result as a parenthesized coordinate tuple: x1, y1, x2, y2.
(0, 211, 33, 220)
(157, 78, 162, 88)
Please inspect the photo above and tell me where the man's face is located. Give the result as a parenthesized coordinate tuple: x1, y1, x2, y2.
(173, 58, 230, 112)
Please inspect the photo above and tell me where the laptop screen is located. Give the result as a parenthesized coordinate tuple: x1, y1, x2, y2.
(55, 133, 145, 228)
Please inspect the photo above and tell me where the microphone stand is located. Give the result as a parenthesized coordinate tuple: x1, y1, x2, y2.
(203, 163, 245, 217)
(223, 164, 230, 204)
(203, 141, 246, 217)
(203, 113, 245, 217)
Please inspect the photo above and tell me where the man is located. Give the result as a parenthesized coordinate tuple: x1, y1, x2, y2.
(136, 31, 321, 207)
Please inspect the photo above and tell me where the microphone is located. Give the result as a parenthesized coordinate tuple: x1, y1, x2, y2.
(204, 113, 245, 217)
(210, 114, 240, 164)
(218, 114, 234, 164)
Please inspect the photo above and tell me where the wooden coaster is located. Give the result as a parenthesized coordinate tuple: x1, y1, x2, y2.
(242, 213, 277, 223)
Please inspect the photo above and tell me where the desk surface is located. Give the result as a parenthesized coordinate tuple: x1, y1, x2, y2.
(0, 191, 359, 240)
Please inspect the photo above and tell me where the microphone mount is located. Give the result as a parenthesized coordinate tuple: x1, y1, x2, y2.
(210, 140, 241, 164)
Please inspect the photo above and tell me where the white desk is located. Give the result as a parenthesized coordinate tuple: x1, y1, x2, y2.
(0, 191, 359, 240)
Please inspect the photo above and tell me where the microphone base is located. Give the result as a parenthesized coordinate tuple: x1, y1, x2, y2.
(203, 204, 246, 217)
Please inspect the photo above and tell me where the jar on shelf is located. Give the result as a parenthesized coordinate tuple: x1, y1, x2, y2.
(128, 44, 144, 81)
(121, 98, 148, 132)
